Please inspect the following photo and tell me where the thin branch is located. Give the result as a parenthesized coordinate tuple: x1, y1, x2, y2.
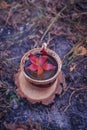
(64, 86, 87, 112)
(40, 5, 67, 42)
(7, 56, 21, 61)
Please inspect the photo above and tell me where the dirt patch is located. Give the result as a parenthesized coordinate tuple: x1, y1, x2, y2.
(0, 0, 87, 130)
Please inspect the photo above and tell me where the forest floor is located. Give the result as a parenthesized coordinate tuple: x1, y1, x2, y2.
(0, 0, 87, 130)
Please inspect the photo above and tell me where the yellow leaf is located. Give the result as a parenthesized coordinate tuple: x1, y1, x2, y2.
(70, 63, 77, 72)
(39, 30, 44, 34)
(75, 46, 87, 56)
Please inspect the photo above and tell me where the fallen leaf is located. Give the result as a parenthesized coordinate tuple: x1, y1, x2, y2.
(27, 64, 37, 71)
(4, 122, 28, 130)
(43, 62, 56, 70)
(27, 53, 56, 75)
(39, 55, 48, 65)
(38, 66, 44, 75)
(0, 1, 10, 9)
(0, 112, 5, 119)
(75, 46, 87, 56)
(39, 30, 44, 34)
(70, 63, 77, 72)
(29, 53, 38, 65)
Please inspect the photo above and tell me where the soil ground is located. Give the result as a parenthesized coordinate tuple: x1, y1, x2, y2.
(0, 0, 87, 130)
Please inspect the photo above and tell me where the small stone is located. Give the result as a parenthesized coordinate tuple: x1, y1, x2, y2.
(19, 26, 24, 32)
(0, 28, 3, 33)
(26, 22, 29, 26)
(8, 31, 11, 35)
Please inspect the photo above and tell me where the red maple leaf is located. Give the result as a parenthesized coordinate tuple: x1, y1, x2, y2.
(27, 53, 56, 75)
(41, 48, 47, 55)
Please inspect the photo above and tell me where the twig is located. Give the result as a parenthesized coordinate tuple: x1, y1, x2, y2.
(70, 86, 87, 91)
(7, 56, 21, 61)
(64, 91, 75, 112)
(60, 83, 72, 97)
(60, 12, 87, 19)
(40, 5, 67, 42)
(47, 33, 51, 46)
(62, 38, 86, 62)
(64, 86, 87, 112)
(5, 9, 12, 25)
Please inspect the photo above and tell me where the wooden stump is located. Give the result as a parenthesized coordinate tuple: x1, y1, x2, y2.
(15, 69, 66, 105)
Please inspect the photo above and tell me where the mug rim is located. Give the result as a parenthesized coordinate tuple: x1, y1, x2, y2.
(20, 48, 62, 85)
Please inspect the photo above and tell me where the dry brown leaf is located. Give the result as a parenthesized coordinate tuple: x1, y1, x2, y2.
(75, 46, 87, 56)
(4, 122, 17, 130)
(4, 122, 28, 130)
(16, 128, 26, 130)
(0, 1, 10, 9)
(39, 30, 44, 34)
(70, 63, 77, 72)
(0, 112, 5, 119)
